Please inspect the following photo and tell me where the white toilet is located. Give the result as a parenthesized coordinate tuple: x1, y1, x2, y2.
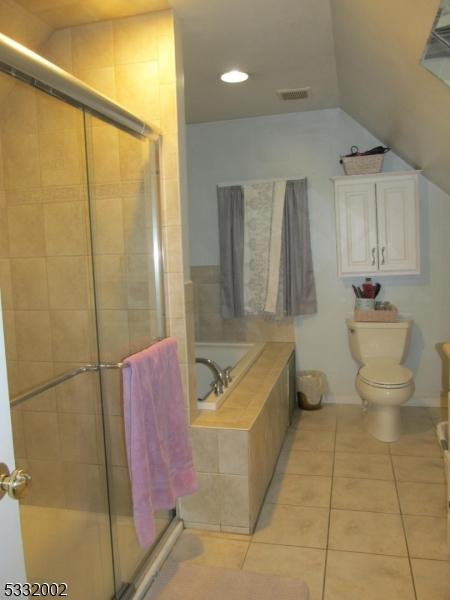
(347, 319, 415, 442)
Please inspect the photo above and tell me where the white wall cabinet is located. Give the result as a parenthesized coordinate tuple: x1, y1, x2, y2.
(333, 171, 420, 277)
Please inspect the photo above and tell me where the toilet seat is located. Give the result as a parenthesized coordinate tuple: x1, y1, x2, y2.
(358, 361, 413, 389)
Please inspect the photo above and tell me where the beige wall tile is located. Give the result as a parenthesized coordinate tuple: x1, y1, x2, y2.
(0, 258, 13, 309)
(59, 412, 98, 464)
(10, 258, 49, 309)
(97, 309, 130, 361)
(110, 465, 132, 516)
(63, 463, 107, 512)
(190, 427, 219, 473)
(126, 254, 155, 309)
(115, 62, 160, 124)
(179, 473, 221, 525)
(219, 474, 250, 529)
(2, 83, 37, 139)
(128, 309, 156, 353)
(13, 361, 56, 410)
(122, 194, 151, 254)
(0, 204, 9, 257)
(166, 273, 184, 319)
(39, 129, 83, 187)
(56, 368, 100, 414)
(3, 310, 17, 361)
(113, 13, 158, 65)
(163, 225, 183, 273)
(47, 256, 90, 309)
(25, 459, 66, 508)
(218, 429, 248, 475)
(7, 204, 45, 257)
(41, 27, 73, 71)
(11, 409, 26, 459)
(94, 254, 127, 309)
(107, 415, 127, 467)
(22, 411, 60, 461)
(161, 178, 181, 226)
(118, 130, 146, 182)
(88, 125, 121, 184)
(50, 309, 94, 363)
(157, 36, 176, 85)
(92, 197, 125, 254)
(72, 21, 114, 72)
(43, 202, 88, 256)
(76, 67, 116, 100)
(15, 310, 52, 362)
(37, 92, 78, 132)
(3, 133, 40, 191)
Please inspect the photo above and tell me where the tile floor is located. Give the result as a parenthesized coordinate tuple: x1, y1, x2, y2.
(156, 404, 449, 600)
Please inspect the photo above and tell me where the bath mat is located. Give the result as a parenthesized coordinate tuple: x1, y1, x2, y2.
(147, 562, 309, 599)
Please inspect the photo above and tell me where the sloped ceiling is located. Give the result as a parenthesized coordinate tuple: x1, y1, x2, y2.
(330, 0, 450, 194)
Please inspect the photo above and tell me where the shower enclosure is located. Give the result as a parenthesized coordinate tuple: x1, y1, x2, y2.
(0, 37, 175, 599)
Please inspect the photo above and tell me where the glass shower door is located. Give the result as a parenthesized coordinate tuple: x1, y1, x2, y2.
(84, 113, 174, 595)
(0, 71, 116, 597)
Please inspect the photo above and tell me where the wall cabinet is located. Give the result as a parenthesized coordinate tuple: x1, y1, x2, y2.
(333, 171, 420, 277)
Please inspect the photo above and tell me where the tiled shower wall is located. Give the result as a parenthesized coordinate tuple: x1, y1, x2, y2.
(0, 10, 193, 511)
(191, 266, 295, 343)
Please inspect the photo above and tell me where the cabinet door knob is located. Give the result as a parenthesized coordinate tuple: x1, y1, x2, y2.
(381, 246, 386, 265)
(371, 247, 376, 266)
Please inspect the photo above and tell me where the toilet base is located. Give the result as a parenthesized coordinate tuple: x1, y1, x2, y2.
(366, 403, 402, 442)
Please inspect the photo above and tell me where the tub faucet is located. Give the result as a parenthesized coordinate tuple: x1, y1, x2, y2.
(196, 357, 227, 395)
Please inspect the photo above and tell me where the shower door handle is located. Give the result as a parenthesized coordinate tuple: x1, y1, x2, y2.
(0, 462, 31, 501)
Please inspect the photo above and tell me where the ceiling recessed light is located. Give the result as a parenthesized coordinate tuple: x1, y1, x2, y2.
(220, 70, 249, 83)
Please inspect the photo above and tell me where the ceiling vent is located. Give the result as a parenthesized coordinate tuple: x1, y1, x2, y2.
(276, 87, 310, 101)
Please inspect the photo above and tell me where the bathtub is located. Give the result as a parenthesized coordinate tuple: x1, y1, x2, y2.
(196, 342, 265, 410)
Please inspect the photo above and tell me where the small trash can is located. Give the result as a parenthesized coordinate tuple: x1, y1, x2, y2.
(296, 371, 327, 411)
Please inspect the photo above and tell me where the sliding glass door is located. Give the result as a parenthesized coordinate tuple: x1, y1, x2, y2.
(0, 68, 172, 598)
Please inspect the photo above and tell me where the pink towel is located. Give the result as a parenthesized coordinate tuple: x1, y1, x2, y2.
(122, 338, 198, 547)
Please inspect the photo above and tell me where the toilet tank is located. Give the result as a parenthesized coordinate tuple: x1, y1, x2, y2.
(346, 319, 413, 365)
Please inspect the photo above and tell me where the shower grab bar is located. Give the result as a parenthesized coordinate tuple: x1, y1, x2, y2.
(9, 362, 130, 408)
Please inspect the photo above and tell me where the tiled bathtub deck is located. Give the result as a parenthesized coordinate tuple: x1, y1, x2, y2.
(152, 404, 449, 600)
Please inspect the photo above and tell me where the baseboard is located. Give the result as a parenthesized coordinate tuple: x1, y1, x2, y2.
(323, 394, 443, 407)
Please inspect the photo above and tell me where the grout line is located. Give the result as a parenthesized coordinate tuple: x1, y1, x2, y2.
(389, 452, 419, 600)
(320, 417, 337, 600)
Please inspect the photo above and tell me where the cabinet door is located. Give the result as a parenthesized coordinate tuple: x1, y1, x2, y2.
(335, 183, 378, 276)
(376, 177, 419, 273)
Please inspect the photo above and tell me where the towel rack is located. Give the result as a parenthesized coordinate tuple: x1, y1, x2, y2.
(9, 339, 164, 408)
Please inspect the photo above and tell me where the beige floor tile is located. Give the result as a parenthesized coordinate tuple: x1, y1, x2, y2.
(397, 482, 447, 517)
(331, 477, 399, 513)
(428, 406, 448, 425)
(276, 449, 334, 477)
(392, 455, 445, 483)
(285, 429, 335, 452)
(334, 452, 394, 480)
(390, 430, 442, 457)
(411, 558, 450, 600)
(266, 473, 331, 508)
(329, 509, 407, 556)
(243, 543, 325, 600)
(168, 530, 249, 569)
(293, 405, 337, 432)
(403, 515, 450, 561)
(335, 430, 389, 454)
(336, 405, 365, 432)
(252, 503, 329, 548)
(324, 550, 415, 600)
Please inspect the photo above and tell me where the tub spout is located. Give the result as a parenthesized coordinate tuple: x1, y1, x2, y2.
(196, 357, 227, 396)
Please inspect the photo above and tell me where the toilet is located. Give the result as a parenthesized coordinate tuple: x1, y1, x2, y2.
(346, 319, 415, 442)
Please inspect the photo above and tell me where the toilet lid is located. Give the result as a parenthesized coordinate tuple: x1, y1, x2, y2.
(359, 361, 413, 387)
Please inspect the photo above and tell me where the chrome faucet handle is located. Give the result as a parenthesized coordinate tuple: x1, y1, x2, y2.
(212, 380, 224, 396)
(224, 366, 233, 386)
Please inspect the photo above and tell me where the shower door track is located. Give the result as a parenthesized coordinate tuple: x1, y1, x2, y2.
(10, 340, 163, 408)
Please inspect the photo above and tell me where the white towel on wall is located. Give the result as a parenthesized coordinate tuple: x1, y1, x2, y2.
(265, 181, 286, 313)
(243, 182, 273, 314)
(243, 181, 286, 315)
